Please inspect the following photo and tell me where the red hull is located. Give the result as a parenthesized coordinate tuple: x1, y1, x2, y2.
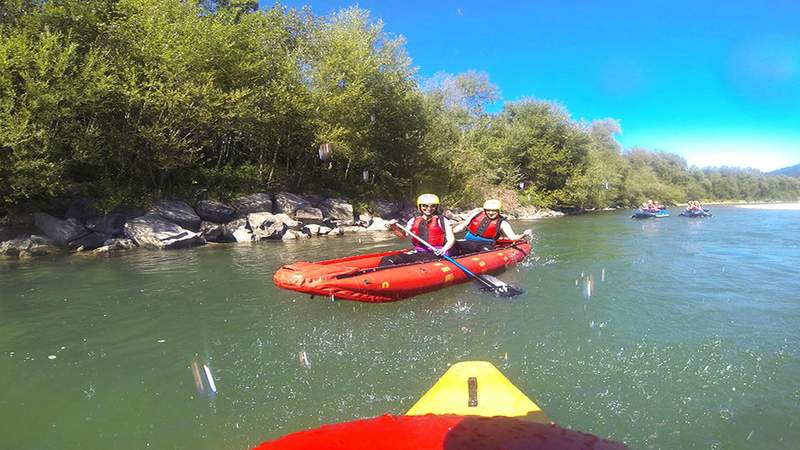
(273, 241, 531, 302)
(253, 414, 627, 450)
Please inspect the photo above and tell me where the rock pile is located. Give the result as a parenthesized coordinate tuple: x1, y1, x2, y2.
(1, 193, 561, 260)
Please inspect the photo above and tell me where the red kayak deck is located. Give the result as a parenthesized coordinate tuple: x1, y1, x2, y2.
(273, 241, 531, 302)
(252, 414, 627, 450)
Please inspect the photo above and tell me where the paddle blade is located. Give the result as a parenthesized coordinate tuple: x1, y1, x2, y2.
(478, 274, 525, 298)
(492, 285, 525, 297)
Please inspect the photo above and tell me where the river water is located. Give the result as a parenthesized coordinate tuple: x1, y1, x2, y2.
(1, 206, 799, 449)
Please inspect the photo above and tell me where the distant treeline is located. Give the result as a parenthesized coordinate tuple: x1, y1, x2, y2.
(2, 0, 799, 213)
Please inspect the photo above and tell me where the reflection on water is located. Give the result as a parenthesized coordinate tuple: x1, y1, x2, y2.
(1, 206, 800, 450)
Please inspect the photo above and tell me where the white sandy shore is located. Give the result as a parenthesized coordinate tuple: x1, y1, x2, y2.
(735, 203, 800, 210)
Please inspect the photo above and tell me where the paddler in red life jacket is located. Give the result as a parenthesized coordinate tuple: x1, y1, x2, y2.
(378, 193, 456, 267)
(452, 199, 532, 254)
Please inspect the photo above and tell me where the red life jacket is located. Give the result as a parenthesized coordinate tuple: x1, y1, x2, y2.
(467, 211, 503, 240)
(411, 215, 446, 249)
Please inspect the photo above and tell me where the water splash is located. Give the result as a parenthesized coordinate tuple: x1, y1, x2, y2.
(298, 350, 310, 368)
(191, 358, 218, 396)
(582, 273, 595, 300)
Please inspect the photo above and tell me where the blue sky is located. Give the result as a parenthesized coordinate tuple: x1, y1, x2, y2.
(266, 0, 800, 171)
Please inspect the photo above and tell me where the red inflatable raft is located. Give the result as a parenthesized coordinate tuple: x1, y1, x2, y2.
(273, 240, 531, 302)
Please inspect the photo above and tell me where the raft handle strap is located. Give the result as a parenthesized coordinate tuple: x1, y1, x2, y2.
(468, 377, 478, 407)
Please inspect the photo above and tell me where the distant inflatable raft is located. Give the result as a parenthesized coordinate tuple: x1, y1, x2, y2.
(680, 209, 712, 217)
(632, 209, 669, 219)
(273, 240, 531, 303)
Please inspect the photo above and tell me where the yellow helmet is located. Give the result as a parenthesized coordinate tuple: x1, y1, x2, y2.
(416, 193, 440, 207)
(483, 199, 502, 211)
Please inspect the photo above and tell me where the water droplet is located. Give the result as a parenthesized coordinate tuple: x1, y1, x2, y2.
(48, 355, 56, 360)
(298, 351, 310, 367)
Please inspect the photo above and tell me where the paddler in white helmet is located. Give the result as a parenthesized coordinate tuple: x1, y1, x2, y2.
(379, 193, 456, 267)
(452, 199, 532, 253)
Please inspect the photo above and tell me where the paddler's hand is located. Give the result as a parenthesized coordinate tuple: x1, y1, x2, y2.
(433, 248, 446, 256)
(523, 229, 532, 237)
(387, 220, 405, 239)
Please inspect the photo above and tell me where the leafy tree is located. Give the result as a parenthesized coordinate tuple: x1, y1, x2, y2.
(1, 1, 798, 213)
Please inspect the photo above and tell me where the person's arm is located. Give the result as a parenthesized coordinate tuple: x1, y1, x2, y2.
(438, 218, 456, 255)
(499, 220, 531, 241)
(388, 217, 414, 239)
(452, 210, 479, 234)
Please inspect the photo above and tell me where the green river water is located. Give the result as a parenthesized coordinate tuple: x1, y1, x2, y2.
(1, 206, 799, 449)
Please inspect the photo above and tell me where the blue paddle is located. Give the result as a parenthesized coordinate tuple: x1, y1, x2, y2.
(394, 223, 524, 297)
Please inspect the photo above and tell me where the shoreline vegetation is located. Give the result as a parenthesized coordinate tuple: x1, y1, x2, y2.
(2, 1, 799, 259)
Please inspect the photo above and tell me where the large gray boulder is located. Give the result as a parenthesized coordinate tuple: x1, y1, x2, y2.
(294, 205, 324, 223)
(124, 214, 206, 249)
(34, 212, 89, 246)
(209, 218, 252, 243)
(1, 236, 24, 258)
(199, 221, 226, 242)
(282, 229, 311, 240)
(199, 219, 247, 243)
(1, 236, 29, 258)
(0, 235, 61, 259)
(358, 211, 374, 226)
(89, 238, 136, 255)
(365, 217, 392, 231)
(85, 214, 126, 236)
(302, 223, 335, 235)
(318, 198, 354, 222)
(274, 192, 311, 216)
(233, 193, 273, 216)
(151, 200, 201, 232)
(224, 218, 248, 235)
(273, 213, 301, 230)
(26, 235, 62, 257)
(302, 224, 321, 235)
(232, 226, 253, 243)
(196, 200, 236, 223)
(247, 212, 287, 240)
(68, 232, 112, 252)
(513, 206, 564, 219)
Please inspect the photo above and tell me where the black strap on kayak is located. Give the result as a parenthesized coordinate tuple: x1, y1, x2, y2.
(468, 377, 478, 407)
(509, 240, 530, 258)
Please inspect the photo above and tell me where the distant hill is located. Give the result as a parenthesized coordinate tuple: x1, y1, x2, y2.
(769, 163, 800, 177)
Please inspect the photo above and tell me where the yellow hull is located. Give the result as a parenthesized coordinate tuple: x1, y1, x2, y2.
(406, 361, 551, 423)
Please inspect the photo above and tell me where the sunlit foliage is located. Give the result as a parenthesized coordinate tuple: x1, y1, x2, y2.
(1, 1, 798, 212)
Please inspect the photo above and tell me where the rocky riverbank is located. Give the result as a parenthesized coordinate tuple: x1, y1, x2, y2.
(0, 192, 563, 260)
